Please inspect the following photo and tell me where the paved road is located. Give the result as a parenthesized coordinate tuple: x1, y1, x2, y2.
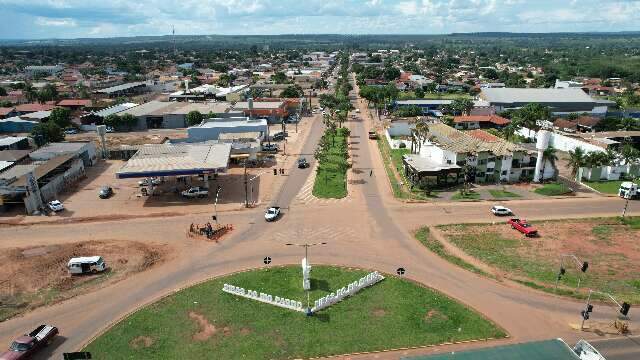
(0, 81, 638, 359)
(587, 335, 640, 360)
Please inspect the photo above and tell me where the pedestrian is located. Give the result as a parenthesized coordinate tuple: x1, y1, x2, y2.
(369, 169, 373, 177)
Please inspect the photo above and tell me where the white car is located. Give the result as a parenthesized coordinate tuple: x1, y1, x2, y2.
(491, 205, 513, 216)
(264, 206, 281, 222)
(105, 126, 115, 133)
(47, 200, 64, 212)
(181, 186, 209, 198)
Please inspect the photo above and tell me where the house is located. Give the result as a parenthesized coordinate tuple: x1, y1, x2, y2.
(232, 101, 288, 123)
(393, 100, 453, 116)
(574, 116, 602, 132)
(553, 118, 578, 132)
(453, 115, 510, 130)
(95, 81, 149, 98)
(24, 65, 64, 77)
(14, 103, 56, 115)
(0, 107, 17, 119)
(0, 136, 30, 151)
(479, 88, 600, 114)
(396, 122, 551, 188)
(57, 99, 92, 110)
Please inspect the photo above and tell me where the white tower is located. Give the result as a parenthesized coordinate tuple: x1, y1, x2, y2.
(533, 130, 551, 183)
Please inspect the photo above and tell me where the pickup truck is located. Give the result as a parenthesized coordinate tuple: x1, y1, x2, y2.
(368, 131, 377, 140)
(0, 325, 58, 360)
(181, 187, 209, 199)
(507, 218, 538, 237)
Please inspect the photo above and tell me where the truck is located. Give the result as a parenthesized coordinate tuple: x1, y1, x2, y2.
(618, 182, 638, 199)
(507, 218, 539, 237)
(0, 325, 58, 360)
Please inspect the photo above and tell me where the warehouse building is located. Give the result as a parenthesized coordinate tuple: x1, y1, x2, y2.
(187, 117, 268, 143)
(479, 88, 600, 114)
(29, 142, 97, 167)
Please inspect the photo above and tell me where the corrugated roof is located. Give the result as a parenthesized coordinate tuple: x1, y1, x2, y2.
(119, 101, 176, 117)
(0, 150, 31, 162)
(427, 123, 525, 156)
(0, 137, 27, 147)
(96, 82, 147, 94)
(402, 339, 580, 360)
(481, 88, 595, 104)
(91, 103, 139, 118)
(13, 154, 75, 187)
(170, 102, 232, 115)
(454, 115, 510, 125)
(116, 143, 231, 178)
(395, 99, 453, 106)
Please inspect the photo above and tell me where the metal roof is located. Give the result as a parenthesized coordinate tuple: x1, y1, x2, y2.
(169, 102, 232, 115)
(0, 161, 13, 173)
(403, 339, 580, 360)
(96, 82, 147, 94)
(118, 101, 176, 117)
(395, 99, 454, 106)
(0, 136, 27, 147)
(403, 154, 460, 172)
(116, 143, 231, 179)
(481, 88, 595, 104)
(90, 103, 139, 118)
(29, 142, 90, 159)
(233, 101, 284, 110)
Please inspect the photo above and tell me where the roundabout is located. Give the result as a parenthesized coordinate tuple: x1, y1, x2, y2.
(83, 266, 505, 359)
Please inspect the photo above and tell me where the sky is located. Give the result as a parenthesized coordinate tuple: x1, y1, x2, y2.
(0, 0, 639, 39)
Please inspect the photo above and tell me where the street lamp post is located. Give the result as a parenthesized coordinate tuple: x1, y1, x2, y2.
(213, 185, 222, 224)
(285, 242, 327, 313)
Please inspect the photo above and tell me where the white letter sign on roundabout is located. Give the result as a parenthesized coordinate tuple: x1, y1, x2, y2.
(221, 271, 385, 315)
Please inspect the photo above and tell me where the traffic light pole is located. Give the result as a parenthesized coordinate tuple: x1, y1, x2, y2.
(555, 254, 588, 293)
(581, 290, 593, 330)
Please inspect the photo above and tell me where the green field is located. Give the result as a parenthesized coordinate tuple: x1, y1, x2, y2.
(488, 189, 521, 199)
(415, 227, 490, 277)
(451, 191, 481, 201)
(583, 180, 624, 194)
(533, 182, 572, 196)
(437, 218, 640, 303)
(313, 128, 349, 198)
(84, 266, 505, 359)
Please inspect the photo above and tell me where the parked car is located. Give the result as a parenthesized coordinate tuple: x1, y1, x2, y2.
(98, 186, 113, 199)
(63, 128, 78, 135)
(368, 131, 377, 140)
(619, 182, 639, 199)
(491, 205, 512, 216)
(507, 218, 538, 237)
(181, 187, 209, 198)
(272, 132, 287, 141)
(0, 325, 58, 360)
(47, 200, 64, 212)
(67, 256, 107, 275)
(264, 206, 281, 222)
(105, 126, 115, 133)
(138, 177, 161, 187)
(262, 143, 279, 153)
(297, 158, 310, 169)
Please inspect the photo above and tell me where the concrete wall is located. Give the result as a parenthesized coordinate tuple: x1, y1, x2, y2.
(24, 158, 85, 214)
(162, 114, 187, 129)
(517, 127, 605, 154)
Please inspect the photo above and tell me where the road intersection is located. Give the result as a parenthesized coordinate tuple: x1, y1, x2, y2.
(0, 80, 638, 359)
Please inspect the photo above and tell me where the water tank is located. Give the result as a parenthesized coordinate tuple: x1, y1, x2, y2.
(536, 130, 551, 151)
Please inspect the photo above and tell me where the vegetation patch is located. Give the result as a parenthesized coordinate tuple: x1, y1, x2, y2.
(583, 180, 624, 195)
(414, 227, 490, 277)
(437, 217, 640, 304)
(451, 191, 481, 201)
(533, 182, 572, 196)
(488, 189, 521, 199)
(84, 266, 505, 360)
(312, 127, 350, 199)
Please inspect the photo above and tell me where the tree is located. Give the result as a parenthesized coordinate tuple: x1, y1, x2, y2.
(48, 107, 72, 128)
(414, 87, 425, 99)
(394, 105, 423, 117)
(567, 147, 586, 179)
(104, 114, 121, 128)
(280, 85, 303, 98)
(31, 122, 64, 146)
(620, 143, 640, 165)
(24, 83, 38, 103)
(120, 113, 138, 130)
(0, 87, 6, 96)
(383, 66, 401, 81)
(271, 71, 288, 84)
(512, 103, 551, 134)
(452, 98, 473, 116)
(186, 111, 204, 126)
(37, 83, 59, 103)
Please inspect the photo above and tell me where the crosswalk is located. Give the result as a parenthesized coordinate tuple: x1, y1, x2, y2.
(267, 225, 359, 244)
(294, 169, 352, 205)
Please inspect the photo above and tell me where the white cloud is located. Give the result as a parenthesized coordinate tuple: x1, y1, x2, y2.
(35, 16, 76, 27)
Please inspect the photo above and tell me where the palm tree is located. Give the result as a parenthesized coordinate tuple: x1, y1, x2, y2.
(414, 119, 430, 154)
(541, 146, 558, 182)
(567, 147, 586, 180)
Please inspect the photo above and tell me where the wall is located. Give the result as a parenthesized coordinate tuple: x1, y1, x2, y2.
(517, 127, 605, 154)
(162, 114, 187, 129)
(24, 159, 85, 214)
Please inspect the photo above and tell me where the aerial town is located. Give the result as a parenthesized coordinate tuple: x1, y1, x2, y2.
(0, 6, 639, 360)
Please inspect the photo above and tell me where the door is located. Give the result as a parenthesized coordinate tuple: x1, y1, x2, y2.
(81, 263, 90, 273)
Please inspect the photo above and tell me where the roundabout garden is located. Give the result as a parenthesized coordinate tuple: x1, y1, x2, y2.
(84, 266, 505, 359)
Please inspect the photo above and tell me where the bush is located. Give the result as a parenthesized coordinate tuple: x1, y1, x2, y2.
(398, 142, 407, 148)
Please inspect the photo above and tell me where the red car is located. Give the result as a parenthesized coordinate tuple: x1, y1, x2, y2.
(0, 325, 58, 360)
(507, 218, 538, 237)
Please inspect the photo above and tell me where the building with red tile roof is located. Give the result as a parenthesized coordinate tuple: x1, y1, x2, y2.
(453, 114, 510, 130)
(14, 103, 56, 114)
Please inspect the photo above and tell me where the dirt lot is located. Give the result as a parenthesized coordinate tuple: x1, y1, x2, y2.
(0, 240, 166, 321)
(67, 129, 187, 149)
(438, 217, 640, 303)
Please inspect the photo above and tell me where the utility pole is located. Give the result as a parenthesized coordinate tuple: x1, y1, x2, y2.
(555, 254, 588, 292)
(244, 161, 249, 208)
(621, 195, 630, 219)
(580, 290, 593, 331)
(213, 185, 222, 224)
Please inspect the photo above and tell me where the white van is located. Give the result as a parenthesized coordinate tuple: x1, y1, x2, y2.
(67, 256, 107, 275)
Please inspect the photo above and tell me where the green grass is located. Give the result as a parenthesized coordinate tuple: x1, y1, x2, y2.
(313, 128, 349, 199)
(415, 227, 491, 277)
(84, 266, 505, 360)
(488, 189, 521, 199)
(533, 182, 572, 196)
(583, 180, 624, 194)
(451, 191, 481, 201)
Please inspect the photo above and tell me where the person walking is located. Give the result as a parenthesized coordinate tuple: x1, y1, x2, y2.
(369, 169, 373, 177)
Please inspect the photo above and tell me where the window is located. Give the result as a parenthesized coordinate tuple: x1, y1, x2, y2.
(446, 160, 452, 164)
(487, 157, 496, 162)
(501, 170, 507, 176)
(486, 168, 494, 173)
